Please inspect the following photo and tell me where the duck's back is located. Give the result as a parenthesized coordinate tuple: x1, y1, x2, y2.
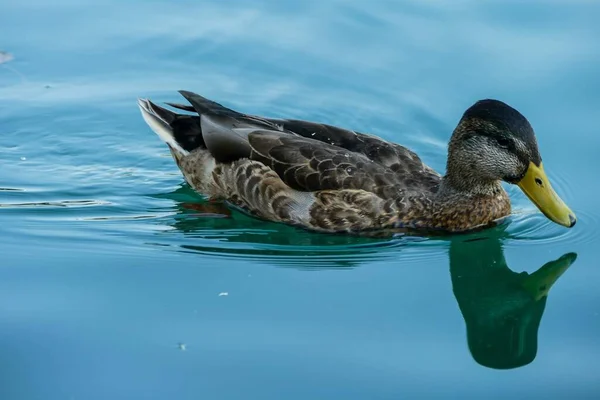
(163, 92, 440, 193)
(139, 91, 442, 233)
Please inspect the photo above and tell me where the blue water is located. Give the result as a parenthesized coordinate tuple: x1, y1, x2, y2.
(1, 1, 600, 399)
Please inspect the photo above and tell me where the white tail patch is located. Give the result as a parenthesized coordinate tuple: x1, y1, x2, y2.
(138, 98, 189, 155)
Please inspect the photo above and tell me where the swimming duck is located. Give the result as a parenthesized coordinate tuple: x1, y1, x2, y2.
(138, 90, 576, 234)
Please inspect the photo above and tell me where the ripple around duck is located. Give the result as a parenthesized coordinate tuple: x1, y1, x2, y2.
(146, 183, 452, 268)
(503, 167, 592, 246)
(504, 209, 599, 247)
(0, 199, 111, 209)
(149, 210, 449, 269)
(155, 203, 597, 267)
(173, 238, 449, 269)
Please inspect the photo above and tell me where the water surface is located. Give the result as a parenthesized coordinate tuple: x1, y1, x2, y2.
(1, 1, 599, 399)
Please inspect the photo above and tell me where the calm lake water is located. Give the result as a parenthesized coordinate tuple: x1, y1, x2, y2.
(1, 1, 599, 399)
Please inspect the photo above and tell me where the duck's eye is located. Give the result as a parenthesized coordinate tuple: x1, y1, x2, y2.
(495, 137, 511, 149)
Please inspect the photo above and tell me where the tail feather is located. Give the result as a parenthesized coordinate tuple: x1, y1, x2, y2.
(178, 90, 242, 118)
(146, 99, 176, 124)
(139, 90, 289, 160)
(138, 98, 206, 154)
(138, 99, 190, 155)
(165, 102, 195, 113)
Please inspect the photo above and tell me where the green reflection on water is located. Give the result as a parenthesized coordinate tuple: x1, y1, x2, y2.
(156, 185, 577, 369)
(450, 230, 576, 370)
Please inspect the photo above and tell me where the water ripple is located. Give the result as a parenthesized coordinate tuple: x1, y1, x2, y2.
(0, 199, 110, 209)
(506, 209, 599, 246)
(147, 209, 449, 268)
(501, 162, 590, 246)
(171, 236, 448, 268)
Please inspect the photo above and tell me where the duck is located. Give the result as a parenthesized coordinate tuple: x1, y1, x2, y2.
(137, 90, 576, 235)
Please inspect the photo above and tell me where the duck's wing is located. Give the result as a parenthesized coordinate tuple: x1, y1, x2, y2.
(168, 95, 436, 176)
(172, 90, 440, 194)
(264, 119, 422, 168)
(199, 115, 399, 195)
(256, 114, 440, 189)
(248, 130, 404, 194)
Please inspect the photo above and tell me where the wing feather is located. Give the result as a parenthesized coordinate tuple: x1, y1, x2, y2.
(246, 131, 400, 193)
(170, 90, 441, 196)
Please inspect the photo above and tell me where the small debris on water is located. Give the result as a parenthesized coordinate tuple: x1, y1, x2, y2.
(218, 292, 228, 297)
(0, 52, 28, 83)
(178, 342, 187, 351)
(20, 157, 27, 161)
(0, 51, 14, 64)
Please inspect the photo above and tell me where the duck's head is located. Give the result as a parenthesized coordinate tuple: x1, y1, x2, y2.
(447, 99, 576, 228)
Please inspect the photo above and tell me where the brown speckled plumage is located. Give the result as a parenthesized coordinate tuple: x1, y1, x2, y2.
(138, 91, 539, 235)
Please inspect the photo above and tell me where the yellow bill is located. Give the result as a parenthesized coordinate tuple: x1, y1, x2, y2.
(517, 162, 576, 228)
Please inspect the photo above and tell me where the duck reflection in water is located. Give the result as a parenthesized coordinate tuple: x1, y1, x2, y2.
(449, 231, 576, 370)
(155, 186, 577, 369)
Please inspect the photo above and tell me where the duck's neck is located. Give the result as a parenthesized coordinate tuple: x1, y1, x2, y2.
(433, 174, 511, 231)
(439, 141, 508, 198)
(437, 174, 506, 199)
